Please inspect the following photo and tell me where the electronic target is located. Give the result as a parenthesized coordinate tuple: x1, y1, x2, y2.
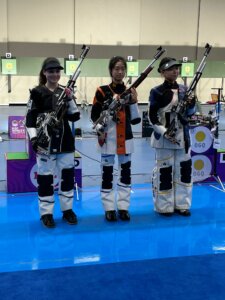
(190, 126, 213, 154)
(192, 154, 212, 182)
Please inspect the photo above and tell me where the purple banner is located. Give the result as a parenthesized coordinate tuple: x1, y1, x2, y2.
(8, 116, 26, 139)
(6, 156, 82, 193)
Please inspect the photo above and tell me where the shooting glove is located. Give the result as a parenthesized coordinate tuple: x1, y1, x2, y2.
(30, 137, 38, 153)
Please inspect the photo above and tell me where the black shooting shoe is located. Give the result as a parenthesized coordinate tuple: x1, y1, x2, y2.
(62, 209, 78, 225)
(118, 210, 131, 221)
(174, 209, 191, 217)
(41, 214, 56, 228)
(105, 210, 117, 222)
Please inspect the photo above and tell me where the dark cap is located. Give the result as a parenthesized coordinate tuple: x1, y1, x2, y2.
(158, 57, 181, 73)
(42, 57, 64, 71)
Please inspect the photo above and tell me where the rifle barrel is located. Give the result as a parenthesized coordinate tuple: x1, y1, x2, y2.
(121, 46, 165, 97)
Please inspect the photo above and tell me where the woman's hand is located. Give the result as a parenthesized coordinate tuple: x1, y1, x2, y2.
(186, 94, 196, 107)
(130, 88, 138, 104)
(64, 87, 74, 100)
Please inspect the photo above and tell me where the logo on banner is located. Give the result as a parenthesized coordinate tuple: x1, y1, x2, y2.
(9, 116, 26, 139)
(190, 126, 213, 153)
(192, 155, 212, 182)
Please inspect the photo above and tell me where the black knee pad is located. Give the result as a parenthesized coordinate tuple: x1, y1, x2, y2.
(61, 167, 74, 191)
(180, 159, 192, 183)
(120, 161, 131, 185)
(37, 174, 54, 197)
(102, 166, 113, 189)
(159, 166, 172, 190)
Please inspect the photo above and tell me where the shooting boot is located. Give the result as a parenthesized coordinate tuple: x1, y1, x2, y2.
(62, 209, 78, 225)
(118, 210, 130, 221)
(105, 210, 117, 222)
(41, 214, 56, 228)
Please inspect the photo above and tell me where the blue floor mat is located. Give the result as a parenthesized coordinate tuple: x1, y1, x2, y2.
(1, 253, 225, 300)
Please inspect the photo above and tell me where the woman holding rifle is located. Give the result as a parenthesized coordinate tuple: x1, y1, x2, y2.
(91, 56, 141, 222)
(26, 57, 80, 228)
(149, 57, 196, 217)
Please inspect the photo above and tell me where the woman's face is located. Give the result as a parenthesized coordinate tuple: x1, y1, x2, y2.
(44, 68, 61, 85)
(162, 66, 180, 83)
(111, 61, 126, 83)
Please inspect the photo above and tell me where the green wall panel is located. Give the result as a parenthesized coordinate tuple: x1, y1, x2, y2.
(1, 57, 225, 78)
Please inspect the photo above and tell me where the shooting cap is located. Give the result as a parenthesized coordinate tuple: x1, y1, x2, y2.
(42, 57, 64, 71)
(158, 57, 181, 73)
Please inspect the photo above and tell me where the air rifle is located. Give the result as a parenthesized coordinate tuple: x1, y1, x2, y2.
(92, 46, 166, 131)
(36, 45, 90, 154)
(165, 43, 212, 145)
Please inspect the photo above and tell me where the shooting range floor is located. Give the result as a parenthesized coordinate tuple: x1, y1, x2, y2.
(1, 181, 225, 273)
(1, 105, 225, 299)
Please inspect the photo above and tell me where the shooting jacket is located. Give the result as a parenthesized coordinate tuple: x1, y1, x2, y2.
(91, 82, 140, 154)
(26, 84, 80, 154)
(148, 80, 195, 150)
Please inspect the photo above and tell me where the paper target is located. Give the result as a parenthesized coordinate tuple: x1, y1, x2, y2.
(190, 126, 213, 153)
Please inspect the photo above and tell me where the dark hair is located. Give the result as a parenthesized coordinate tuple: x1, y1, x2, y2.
(39, 69, 47, 86)
(108, 56, 127, 77)
(38, 57, 63, 86)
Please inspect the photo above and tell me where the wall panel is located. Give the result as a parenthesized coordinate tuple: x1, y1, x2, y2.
(75, 0, 141, 46)
(0, 0, 7, 41)
(7, 0, 75, 43)
(139, 0, 199, 46)
(0, 0, 8, 54)
(198, 0, 225, 47)
(198, 0, 225, 60)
